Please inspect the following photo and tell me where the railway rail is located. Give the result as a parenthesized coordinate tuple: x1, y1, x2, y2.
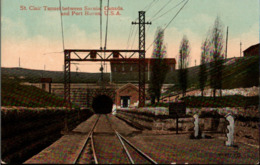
(73, 114, 100, 164)
(73, 114, 157, 164)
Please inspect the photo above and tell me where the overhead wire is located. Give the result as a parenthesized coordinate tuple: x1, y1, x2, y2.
(126, 26, 134, 50)
(150, 0, 186, 22)
(130, 0, 171, 51)
(59, 0, 65, 51)
(146, 0, 189, 52)
(125, 0, 157, 54)
(163, 0, 189, 31)
(100, 0, 103, 76)
(43, 51, 63, 55)
(145, 0, 176, 38)
(104, 0, 110, 72)
(142, 0, 157, 11)
(104, 0, 110, 50)
(148, 0, 172, 22)
(130, 26, 139, 50)
(100, 0, 103, 50)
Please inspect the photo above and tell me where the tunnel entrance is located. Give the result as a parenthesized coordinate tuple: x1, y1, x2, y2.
(92, 95, 113, 114)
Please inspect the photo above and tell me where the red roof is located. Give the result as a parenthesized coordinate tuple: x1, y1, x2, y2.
(110, 58, 176, 64)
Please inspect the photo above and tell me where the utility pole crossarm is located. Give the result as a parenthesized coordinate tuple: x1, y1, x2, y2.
(131, 21, 152, 25)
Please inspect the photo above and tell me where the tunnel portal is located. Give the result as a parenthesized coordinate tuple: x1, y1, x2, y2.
(92, 95, 113, 114)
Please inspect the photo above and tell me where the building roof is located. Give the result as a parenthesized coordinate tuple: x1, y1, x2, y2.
(110, 58, 176, 64)
(243, 43, 260, 52)
(116, 83, 138, 93)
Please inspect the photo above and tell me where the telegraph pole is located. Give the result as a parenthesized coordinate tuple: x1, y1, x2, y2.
(240, 41, 242, 57)
(225, 26, 228, 59)
(132, 11, 151, 107)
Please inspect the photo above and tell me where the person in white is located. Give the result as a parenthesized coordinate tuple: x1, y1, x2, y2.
(193, 114, 199, 138)
(225, 113, 235, 146)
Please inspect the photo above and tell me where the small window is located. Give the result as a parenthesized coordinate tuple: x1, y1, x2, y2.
(122, 66, 125, 71)
(114, 67, 117, 72)
(171, 66, 173, 72)
(130, 66, 133, 71)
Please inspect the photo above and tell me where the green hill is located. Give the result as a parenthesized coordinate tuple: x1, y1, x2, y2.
(1, 74, 71, 107)
(1, 55, 258, 88)
(167, 55, 259, 92)
(1, 67, 110, 83)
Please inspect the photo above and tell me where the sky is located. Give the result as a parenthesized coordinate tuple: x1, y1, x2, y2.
(1, 0, 259, 72)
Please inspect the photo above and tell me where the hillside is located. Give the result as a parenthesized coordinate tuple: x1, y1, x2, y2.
(1, 74, 74, 107)
(166, 55, 259, 92)
(1, 67, 110, 83)
(1, 55, 258, 88)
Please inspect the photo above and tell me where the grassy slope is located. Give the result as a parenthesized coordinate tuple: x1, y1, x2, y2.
(1, 67, 110, 83)
(2, 56, 258, 88)
(1, 74, 70, 107)
(166, 56, 259, 92)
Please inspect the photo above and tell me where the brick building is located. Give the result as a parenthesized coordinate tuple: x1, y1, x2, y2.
(4, 57, 176, 108)
(40, 78, 52, 93)
(110, 58, 176, 73)
(115, 83, 139, 107)
(110, 58, 176, 82)
(243, 43, 259, 57)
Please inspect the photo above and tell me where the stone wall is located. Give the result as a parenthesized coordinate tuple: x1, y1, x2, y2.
(192, 86, 259, 97)
(116, 107, 259, 145)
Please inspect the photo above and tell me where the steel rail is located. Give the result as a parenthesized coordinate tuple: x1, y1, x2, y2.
(105, 115, 135, 164)
(73, 115, 100, 164)
(106, 115, 158, 164)
(90, 133, 98, 164)
(115, 131, 135, 164)
(117, 132, 158, 164)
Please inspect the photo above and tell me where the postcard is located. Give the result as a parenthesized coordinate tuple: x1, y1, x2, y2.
(1, 0, 259, 164)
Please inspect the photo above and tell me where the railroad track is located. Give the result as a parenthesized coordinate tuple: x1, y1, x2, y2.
(73, 114, 100, 164)
(73, 114, 157, 164)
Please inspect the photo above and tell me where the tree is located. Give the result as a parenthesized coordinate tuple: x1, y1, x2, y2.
(148, 28, 169, 104)
(209, 16, 224, 98)
(199, 37, 210, 96)
(178, 35, 190, 97)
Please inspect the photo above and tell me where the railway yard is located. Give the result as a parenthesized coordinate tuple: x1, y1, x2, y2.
(25, 113, 259, 164)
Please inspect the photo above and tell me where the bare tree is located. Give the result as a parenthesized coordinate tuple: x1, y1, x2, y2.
(199, 37, 210, 96)
(178, 35, 190, 97)
(148, 28, 169, 104)
(209, 16, 225, 98)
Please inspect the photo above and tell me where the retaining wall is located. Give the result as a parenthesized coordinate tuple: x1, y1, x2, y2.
(1, 107, 93, 164)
